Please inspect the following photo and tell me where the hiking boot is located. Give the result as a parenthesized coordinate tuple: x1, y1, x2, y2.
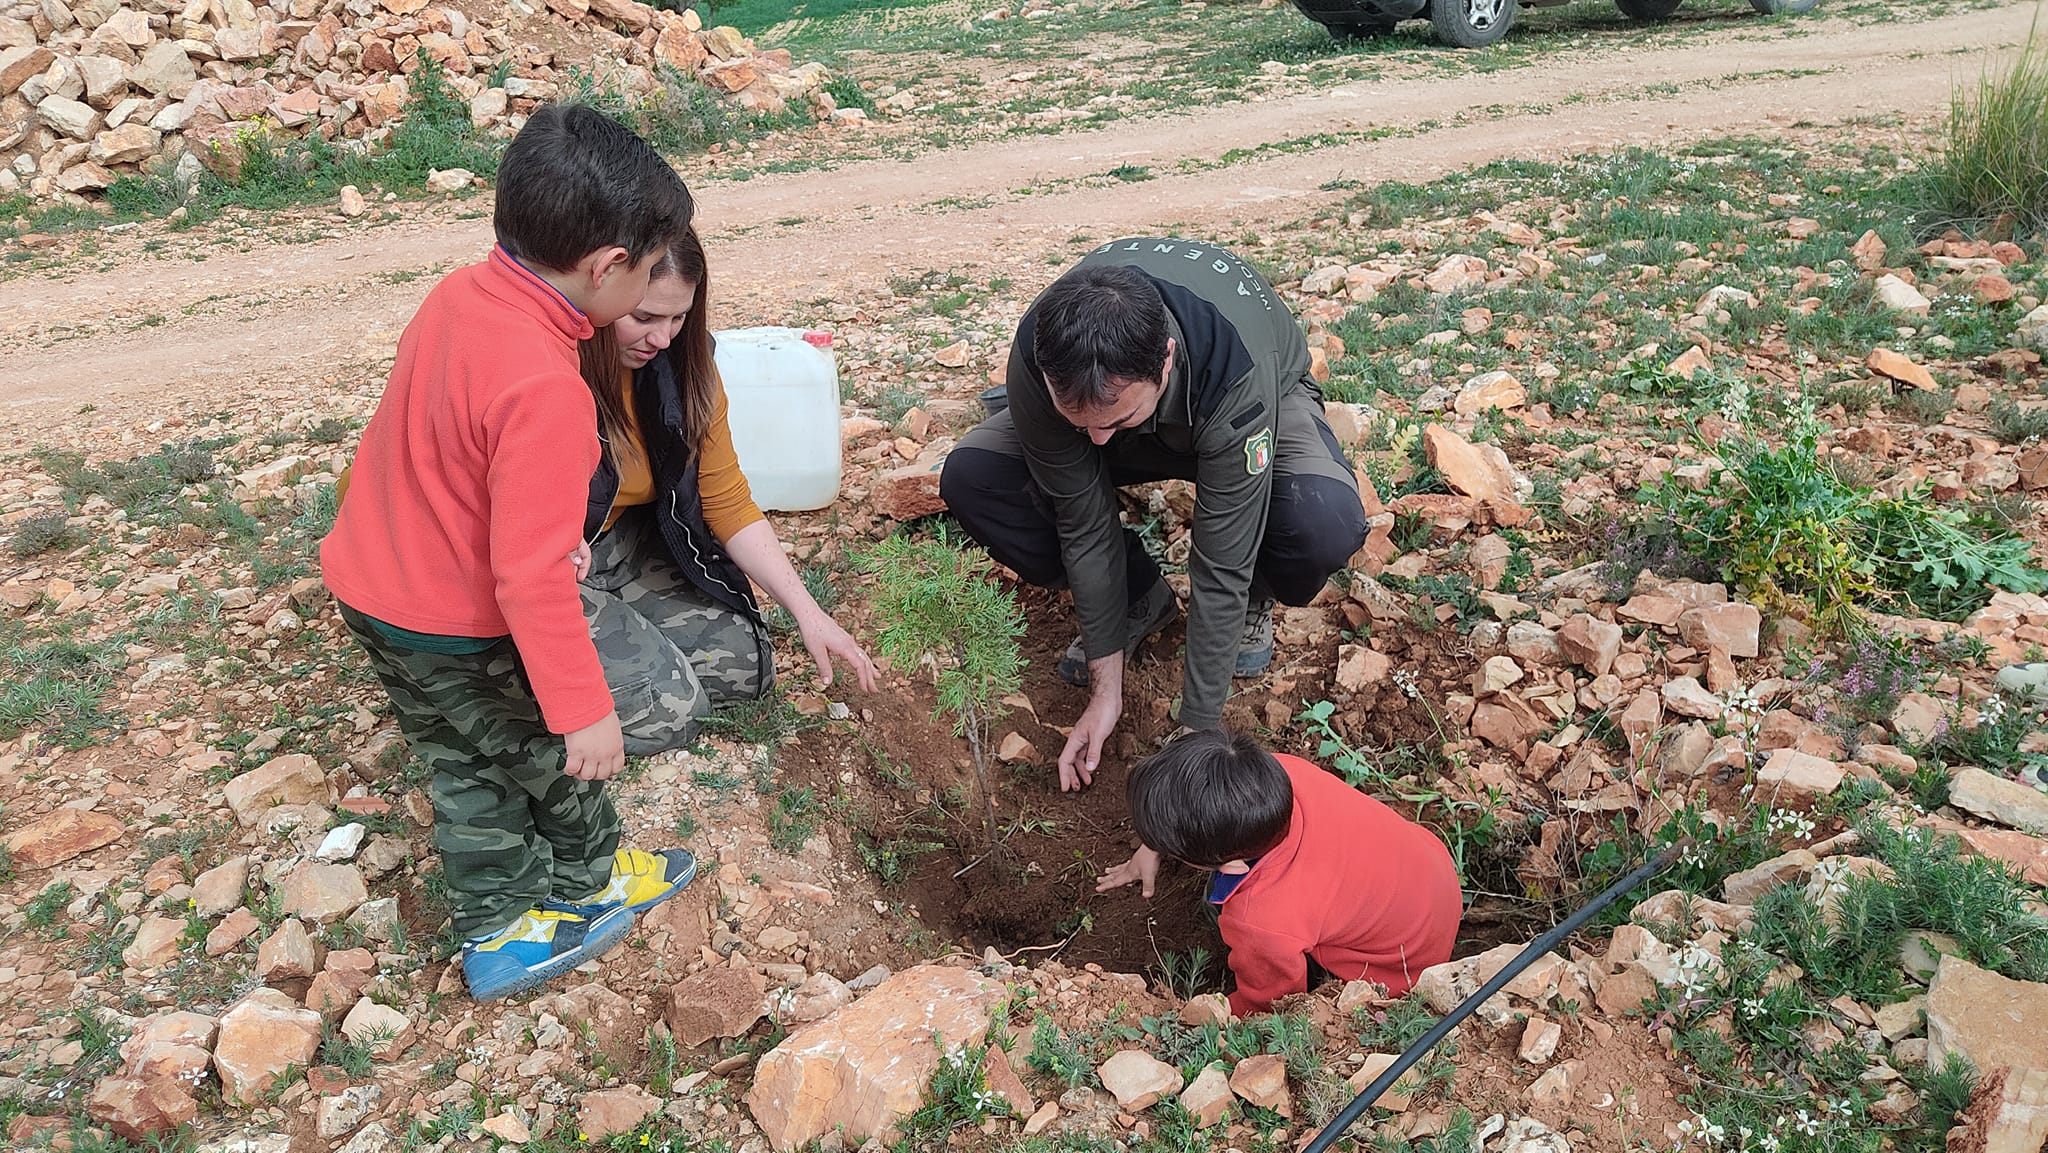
(1995, 663, 2048, 706)
(1057, 580, 1178, 687)
(1234, 596, 1276, 678)
(575, 848, 698, 914)
(460, 903, 635, 1002)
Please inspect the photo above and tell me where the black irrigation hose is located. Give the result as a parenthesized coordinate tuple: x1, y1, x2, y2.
(1302, 840, 1692, 1153)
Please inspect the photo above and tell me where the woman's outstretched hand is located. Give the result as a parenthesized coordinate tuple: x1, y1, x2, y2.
(798, 614, 879, 693)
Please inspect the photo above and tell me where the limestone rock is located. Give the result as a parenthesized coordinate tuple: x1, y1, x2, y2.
(1423, 424, 1517, 504)
(88, 1075, 199, 1140)
(315, 1085, 380, 1140)
(1227, 1053, 1289, 1116)
(1336, 644, 1392, 691)
(1519, 1015, 1562, 1064)
(280, 862, 368, 923)
(1724, 849, 1818, 905)
(123, 916, 184, 970)
(1677, 603, 1760, 659)
(192, 855, 249, 916)
(4, 806, 125, 869)
(1501, 1115, 1573, 1153)
(424, 167, 473, 192)
(38, 93, 99, 139)
(1926, 955, 2048, 1076)
(1872, 277, 1932, 317)
(1098, 1049, 1183, 1111)
(339, 1003, 411, 1064)
(255, 918, 322, 981)
(338, 185, 366, 217)
(1454, 370, 1525, 415)
(1660, 676, 1721, 720)
(1179, 1064, 1233, 1128)
(1557, 615, 1621, 677)
(665, 965, 766, 1048)
(1757, 748, 1844, 798)
(1950, 768, 2048, 834)
(872, 458, 948, 521)
(1527, 1059, 1582, 1107)
(744, 965, 1006, 1150)
(212, 993, 322, 1105)
(579, 1085, 660, 1140)
(90, 121, 156, 163)
(130, 40, 197, 96)
(222, 754, 332, 824)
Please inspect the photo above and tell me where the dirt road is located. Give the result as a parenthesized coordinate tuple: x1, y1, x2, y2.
(0, 3, 2032, 439)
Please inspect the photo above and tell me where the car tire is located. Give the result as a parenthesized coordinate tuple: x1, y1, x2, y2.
(1749, 0, 1819, 14)
(1614, 0, 1682, 18)
(1429, 0, 1513, 47)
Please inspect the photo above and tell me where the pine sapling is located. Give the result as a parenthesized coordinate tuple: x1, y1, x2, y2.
(860, 530, 1025, 843)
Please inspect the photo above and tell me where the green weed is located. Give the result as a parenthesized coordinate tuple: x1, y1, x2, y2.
(7, 511, 78, 560)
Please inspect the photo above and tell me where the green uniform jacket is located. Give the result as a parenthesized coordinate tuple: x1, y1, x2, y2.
(1005, 237, 1314, 731)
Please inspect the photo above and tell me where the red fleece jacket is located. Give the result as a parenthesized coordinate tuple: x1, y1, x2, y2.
(1220, 755, 1463, 1016)
(319, 247, 610, 734)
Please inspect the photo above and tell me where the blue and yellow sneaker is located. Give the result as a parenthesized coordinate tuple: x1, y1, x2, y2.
(577, 848, 698, 913)
(460, 903, 636, 1002)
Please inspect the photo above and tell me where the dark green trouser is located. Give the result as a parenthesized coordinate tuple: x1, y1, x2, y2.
(339, 604, 622, 939)
(581, 506, 773, 756)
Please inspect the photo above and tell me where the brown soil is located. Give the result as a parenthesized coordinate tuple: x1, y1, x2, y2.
(782, 572, 1545, 987)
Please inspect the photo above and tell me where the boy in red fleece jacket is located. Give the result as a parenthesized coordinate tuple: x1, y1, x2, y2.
(321, 104, 699, 1001)
(1097, 729, 1463, 1016)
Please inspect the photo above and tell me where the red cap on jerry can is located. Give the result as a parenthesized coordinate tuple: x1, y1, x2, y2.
(801, 331, 833, 348)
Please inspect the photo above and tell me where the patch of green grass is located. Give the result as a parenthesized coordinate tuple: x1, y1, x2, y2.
(25, 881, 75, 936)
(1989, 397, 2048, 444)
(0, 623, 126, 748)
(768, 785, 821, 853)
(1915, 27, 2048, 235)
(104, 57, 501, 225)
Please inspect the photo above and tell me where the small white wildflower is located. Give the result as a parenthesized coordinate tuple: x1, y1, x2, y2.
(1392, 668, 1421, 700)
(1978, 696, 2008, 729)
(1794, 1111, 1820, 1137)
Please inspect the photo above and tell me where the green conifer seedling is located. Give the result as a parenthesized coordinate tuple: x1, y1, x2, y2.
(860, 528, 1026, 842)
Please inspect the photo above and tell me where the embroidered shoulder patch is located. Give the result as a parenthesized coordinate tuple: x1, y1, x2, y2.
(1244, 427, 1272, 476)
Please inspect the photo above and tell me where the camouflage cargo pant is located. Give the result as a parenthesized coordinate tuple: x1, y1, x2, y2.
(338, 603, 621, 940)
(581, 506, 774, 756)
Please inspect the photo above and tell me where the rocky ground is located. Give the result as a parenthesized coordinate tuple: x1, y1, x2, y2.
(3, 6, 2048, 1153)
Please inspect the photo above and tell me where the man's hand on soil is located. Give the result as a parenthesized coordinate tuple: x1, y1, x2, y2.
(1095, 846, 1161, 898)
(1058, 653, 1123, 791)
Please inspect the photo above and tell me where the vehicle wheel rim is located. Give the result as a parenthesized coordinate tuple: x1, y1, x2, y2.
(1463, 0, 1502, 29)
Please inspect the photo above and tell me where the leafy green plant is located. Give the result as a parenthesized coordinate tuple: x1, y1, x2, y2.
(1025, 1015, 1093, 1088)
(1989, 398, 2048, 445)
(24, 881, 75, 936)
(854, 830, 942, 887)
(7, 511, 78, 560)
(898, 1040, 1013, 1142)
(860, 529, 1025, 842)
(1156, 948, 1219, 1001)
(768, 785, 821, 854)
(1650, 409, 2048, 628)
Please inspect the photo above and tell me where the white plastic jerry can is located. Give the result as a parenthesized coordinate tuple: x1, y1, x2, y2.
(711, 326, 844, 512)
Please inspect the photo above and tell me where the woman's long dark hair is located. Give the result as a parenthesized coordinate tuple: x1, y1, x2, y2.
(579, 228, 717, 469)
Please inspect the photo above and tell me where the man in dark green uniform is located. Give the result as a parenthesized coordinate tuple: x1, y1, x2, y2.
(941, 237, 1367, 794)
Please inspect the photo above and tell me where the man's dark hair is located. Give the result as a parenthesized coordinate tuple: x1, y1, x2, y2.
(1126, 728, 1292, 868)
(493, 103, 693, 272)
(1032, 264, 1170, 411)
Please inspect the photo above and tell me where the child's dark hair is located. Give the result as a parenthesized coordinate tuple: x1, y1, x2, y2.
(1126, 729, 1292, 868)
(1032, 263, 1170, 411)
(494, 103, 693, 272)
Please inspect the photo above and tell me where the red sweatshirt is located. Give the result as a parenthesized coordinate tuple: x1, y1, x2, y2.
(319, 247, 611, 734)
(1220, 755, 1463, 1016)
